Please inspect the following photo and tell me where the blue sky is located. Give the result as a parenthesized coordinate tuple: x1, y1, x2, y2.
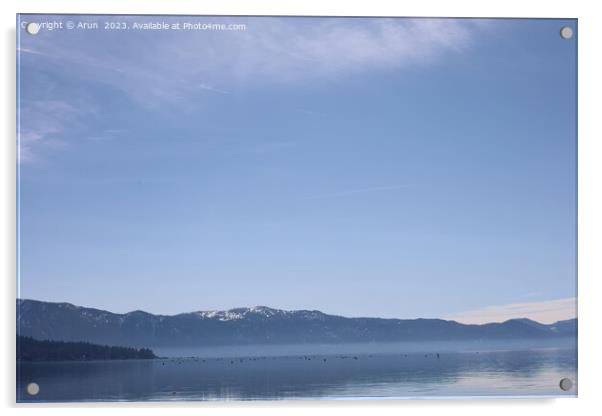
(17, 16, 577, 323)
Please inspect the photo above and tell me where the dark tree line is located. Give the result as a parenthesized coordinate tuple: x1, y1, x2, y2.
(17, 336, 157, 361)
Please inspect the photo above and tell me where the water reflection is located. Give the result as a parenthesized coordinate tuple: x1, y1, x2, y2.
(17, 347, 577, 402)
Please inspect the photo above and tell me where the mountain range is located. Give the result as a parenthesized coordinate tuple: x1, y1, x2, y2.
(16, 299, 577, 348)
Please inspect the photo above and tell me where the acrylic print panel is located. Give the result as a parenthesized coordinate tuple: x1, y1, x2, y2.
(16, 15, 577, 402)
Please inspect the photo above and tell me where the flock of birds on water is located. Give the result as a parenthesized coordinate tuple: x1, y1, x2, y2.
(155, 352, 462, 396)
(160, 352, 443, 366)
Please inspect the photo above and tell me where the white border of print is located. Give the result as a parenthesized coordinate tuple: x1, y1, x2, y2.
(1, 1, 600, 416)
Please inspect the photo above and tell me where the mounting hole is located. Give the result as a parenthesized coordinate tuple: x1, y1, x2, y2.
(25, 22, 40, 35)
(560, 26, 573, 40)
(559, 378, 573, 391)
(26, 382, 40, 396)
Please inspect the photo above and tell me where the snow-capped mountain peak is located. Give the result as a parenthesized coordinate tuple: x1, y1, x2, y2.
(195, 306, 284, 321)
(17, 299, 577, 347)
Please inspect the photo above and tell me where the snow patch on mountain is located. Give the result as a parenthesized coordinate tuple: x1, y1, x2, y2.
(194, 306, 320, 321)
(195, 306, 280, 321)
(196, 310, 247, 321)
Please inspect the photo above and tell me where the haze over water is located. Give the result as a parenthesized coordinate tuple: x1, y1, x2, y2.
(17, 340, 576, 401)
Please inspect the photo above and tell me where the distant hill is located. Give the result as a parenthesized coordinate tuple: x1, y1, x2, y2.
(548, 318, 577, 334)
(16, 299, 577, 348)
(17, 335, 157, 361)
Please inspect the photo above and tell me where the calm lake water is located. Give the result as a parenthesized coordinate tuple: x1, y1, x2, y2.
(17, 341, 577, 402)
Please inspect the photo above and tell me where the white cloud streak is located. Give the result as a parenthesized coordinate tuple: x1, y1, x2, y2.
(20, 17, 487, 105)
(18, 17, 490, 162)
(302, 184, 412, 200)
(447, 297, 576, 324)
(18, 99, 96, 163)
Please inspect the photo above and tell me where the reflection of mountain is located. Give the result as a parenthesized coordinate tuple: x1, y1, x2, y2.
(17, 299, 577, 347)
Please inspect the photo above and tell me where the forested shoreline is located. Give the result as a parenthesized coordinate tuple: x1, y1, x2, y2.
(17, 336, 157, 361)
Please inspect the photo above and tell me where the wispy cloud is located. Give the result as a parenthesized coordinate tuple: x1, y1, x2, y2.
(302, 184, 411, 200)
(18, 16, 491, 162)
(18, 99, 97, 163)
(447, 297, 576, 324)
(84, 129, 127, 142)
(197, 83, 231, 95)
(20, 17, 488, 106)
